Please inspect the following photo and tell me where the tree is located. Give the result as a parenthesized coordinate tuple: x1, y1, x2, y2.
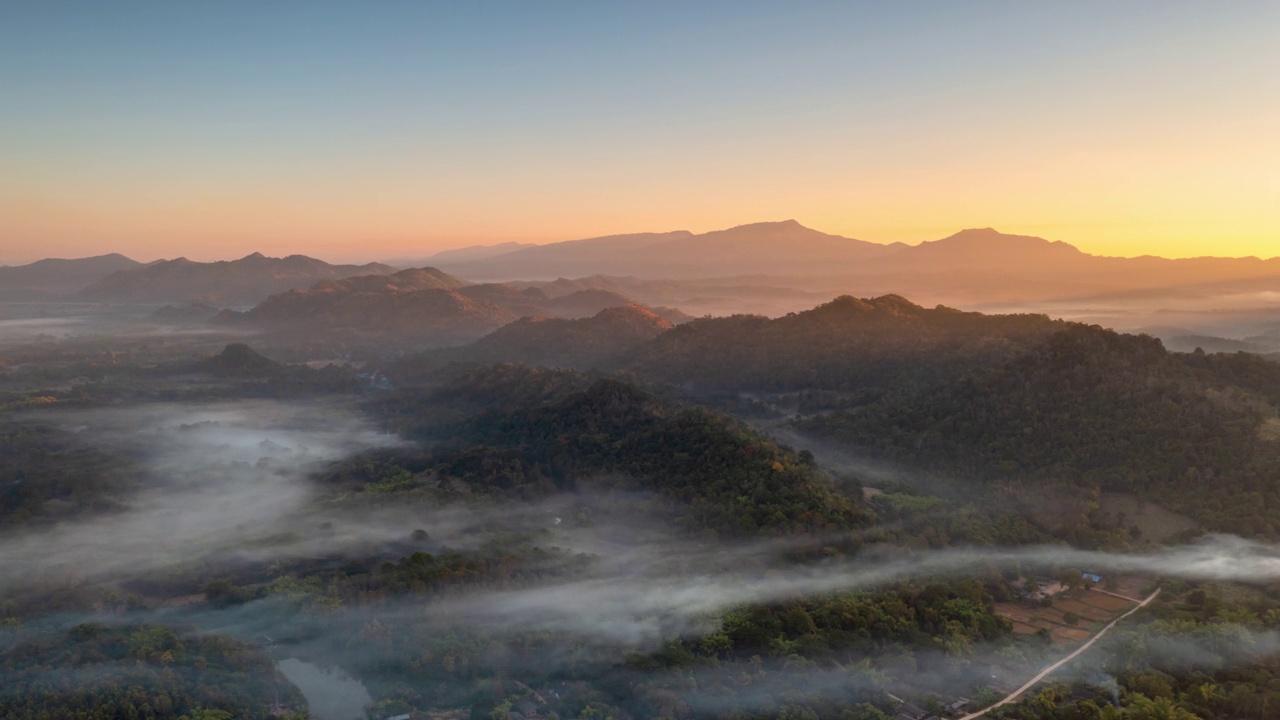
(1125, 694, 1202, 720)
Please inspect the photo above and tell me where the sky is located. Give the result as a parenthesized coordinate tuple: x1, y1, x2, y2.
(1, 1, 1276, 264)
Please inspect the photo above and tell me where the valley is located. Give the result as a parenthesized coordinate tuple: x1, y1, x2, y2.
(4, 4, 1273, 717)
(4, 249, 1280, 719)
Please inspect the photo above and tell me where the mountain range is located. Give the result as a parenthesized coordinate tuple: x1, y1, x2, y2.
(420, 220, 906, 279)
(423, 221, 1280, 285)
(6, 222, 1280, 345)
(408, 223, 1280, 331)
(213, 268, 690, 349)
(422, 221, 1280, 297)
(74, 253, 399, 307)
(0, 254, 141, 301)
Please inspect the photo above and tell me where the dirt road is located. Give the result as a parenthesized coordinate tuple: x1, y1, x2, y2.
(958, 587, 1162, 720)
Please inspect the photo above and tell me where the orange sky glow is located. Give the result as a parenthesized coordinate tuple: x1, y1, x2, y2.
(2, 3, 1276, 265)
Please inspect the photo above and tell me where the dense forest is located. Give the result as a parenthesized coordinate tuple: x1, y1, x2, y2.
(6, 293, 1280, 719)
(421, 294, 1280, 541)
(0, 624, 304, 720)
(404, 369, 872, 535)
(800, 323, 1280, 537)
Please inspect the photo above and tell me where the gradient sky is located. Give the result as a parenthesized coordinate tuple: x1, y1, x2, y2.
(1, 1, 1276, 264)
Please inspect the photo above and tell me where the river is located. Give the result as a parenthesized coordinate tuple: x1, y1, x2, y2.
(276, 657, 373, 720)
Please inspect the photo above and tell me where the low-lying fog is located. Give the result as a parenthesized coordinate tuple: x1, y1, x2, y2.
(10, 396, 1280, 716)
(2, 400, 401, 590)
(12, 398, 1280, 630)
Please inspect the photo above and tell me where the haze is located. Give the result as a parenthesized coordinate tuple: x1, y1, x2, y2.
(7, 4, 1280, 720)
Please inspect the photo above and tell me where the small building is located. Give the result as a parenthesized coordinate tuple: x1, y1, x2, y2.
(1082, 572, 1103, 583)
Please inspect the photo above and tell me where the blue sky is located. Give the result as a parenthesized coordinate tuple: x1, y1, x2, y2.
(2, 1, 1276, 261)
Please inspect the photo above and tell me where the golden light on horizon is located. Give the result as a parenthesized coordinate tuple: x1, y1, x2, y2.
(1, 3, 1276, 264)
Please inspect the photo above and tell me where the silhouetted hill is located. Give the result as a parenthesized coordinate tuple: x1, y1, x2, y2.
(0, 254, 141, 300)
(215, 281, 517, 347)
(307, 266, 466, 294)
(621, 294, 1063, 392)
(436, 221, 900, 279)
(454, 283, 555, 318)
(74, 253, 399, 306)
(848, 229, 1280, 310)
(218, 270, 689, 350)
(414, 241, 536, 264)
(430, 223, 1280, 318)
(452, 285, 645, 319)
(395, 304, 675, 374)
(544, 289, 649, 317)
(870, 228, 1092, 272)
(195, 343, 283, 376)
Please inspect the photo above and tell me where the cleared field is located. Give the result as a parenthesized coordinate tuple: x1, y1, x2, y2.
(997, 586, 1137, 645)
(996, 605, 1033, 622)
(1054, 598, 1112, 621)
(1052, 627, 1092, 643)
(1078, 593, 1133, 612)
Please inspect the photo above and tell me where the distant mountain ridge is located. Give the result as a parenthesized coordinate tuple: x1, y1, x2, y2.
(214, 267, 687, 349)
(212, 267, 512, 345)
(410, 241, 537, 265)
(423, 222, 1280, 322)
(435, 221, 1280, 282)
(15, 222, 1280, 325)
(434, 220, 905, 279)
(75, 253, 399, 307)
(0, 254, 142, 300)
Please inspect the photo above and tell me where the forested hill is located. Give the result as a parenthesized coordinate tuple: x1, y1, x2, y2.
(0, 624, 302, 720)
(214, 270, 685, 350)
(374, 295, 1280, 540)
(391, 304, 675, 376)
(528, 294, 1280, 538)
(368, 365, 872, 536)
(787, 323, 1280, 537)
(618, 294, 1066, 393)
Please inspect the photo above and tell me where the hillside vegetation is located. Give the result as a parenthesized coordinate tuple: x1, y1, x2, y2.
(370, 365, 872, 536)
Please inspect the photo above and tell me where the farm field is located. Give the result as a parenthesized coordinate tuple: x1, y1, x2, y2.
(996, 585, 1140, 645)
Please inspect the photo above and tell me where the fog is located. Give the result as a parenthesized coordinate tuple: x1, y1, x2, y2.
(380, 533, 1280, 650)
(0, 400, 403, 590)
(7, 395, 1280, 717)
(0, 316, 96, 350)
(8, 398, 1280, 644)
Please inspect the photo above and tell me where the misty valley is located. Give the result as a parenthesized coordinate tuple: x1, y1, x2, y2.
(3, 237, 1280, 720)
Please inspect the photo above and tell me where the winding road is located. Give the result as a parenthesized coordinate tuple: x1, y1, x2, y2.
(958, 587, 1162, 720)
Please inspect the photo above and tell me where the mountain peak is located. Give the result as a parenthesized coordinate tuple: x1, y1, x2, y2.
(199, 343, 281, 375)
(717, 219, 810, 233)
(949, 227, 1000, 237)
(916, 228, 1085, 256)
(811, 294, 924, 317)
(73, 253, 401, 306)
